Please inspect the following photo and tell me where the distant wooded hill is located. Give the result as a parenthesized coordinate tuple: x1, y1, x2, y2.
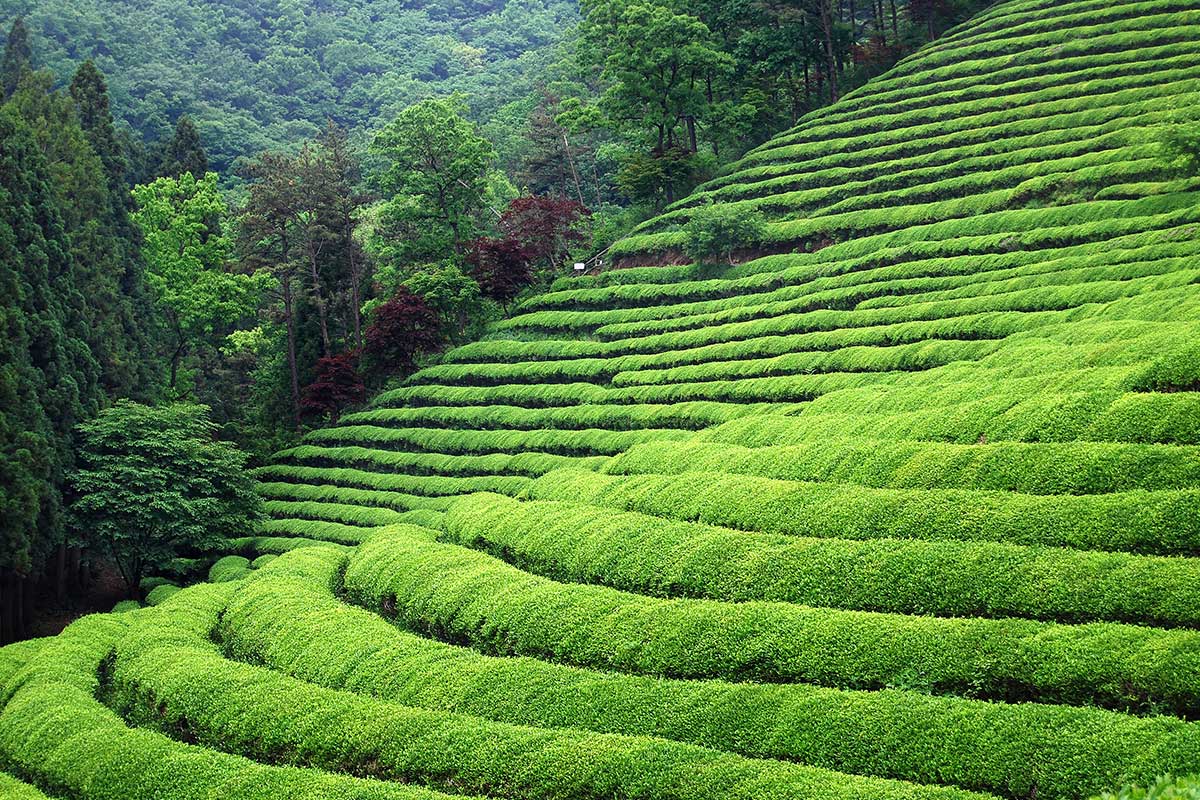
(0, 0, 576, 173)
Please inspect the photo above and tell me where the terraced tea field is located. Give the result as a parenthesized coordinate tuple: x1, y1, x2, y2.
(4, 0, 1200, 797)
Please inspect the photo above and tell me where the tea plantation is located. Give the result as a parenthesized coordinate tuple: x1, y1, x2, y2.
(4, 0, 1200, 797)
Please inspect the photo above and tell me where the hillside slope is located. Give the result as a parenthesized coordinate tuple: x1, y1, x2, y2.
(4, 1, 1200, 798)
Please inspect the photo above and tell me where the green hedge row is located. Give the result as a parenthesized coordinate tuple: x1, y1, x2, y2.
(611, 339, 1000, 387)
(441, 493, 1200, 626)
(708, 382, 1200, 446)
(254, 517, 379, 544)
(0, 772, 50, 800)
(508, 230, 1199, 342)
(220, 548, 1200, 800)
(275, 444, 608, 477)
(262, 498, 409, 528)
(646, 140, 1157, 232)
(342, 532, 1200, 713)
(0, 596, 457, 800)
(693, 41, 1199, 199)
(208, 555, 253, 583)
(301, 425, 691, 458)
(749, 50, 1198, 163)
(522, 469, 1200, 556)
(258, 483, 455, 514)
(606, 436, 1200, 494)
(256, 464, 531, 498)
(110, 587, 986, 800)
(345, 401, 762, 431)
(611, 171, 1195, 264)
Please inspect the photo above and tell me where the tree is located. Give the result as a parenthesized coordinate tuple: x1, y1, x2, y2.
(0, 107, 98, 641)
(300, 351, 365, 422)
(1, 16, 31, 99)
(499, 196, 592, 278)
(159, 114, 209, 179)
(468, 236, 533, 312)
(131, 171, 262, 394)
(1161, 120, 1200, 178)
(70, 401, 262, 594)
(363, 288, 442, 377)
(683, 201, 767, 265)
(402, 261, 494, 345)
(579, 0, 731, 205)
(69, 61, 129, 202)
(371, 96, 497, 260)
(7, 69, 160, 401)
(239, 151, 306, 428)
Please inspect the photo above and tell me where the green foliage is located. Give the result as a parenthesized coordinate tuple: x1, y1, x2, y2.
(0, 0, 578, 176)
(399, 260, 498, 344)
(1097, 776, 1200, 800)
(680, 201, 767, 266)
(370, 95, 497, 261)
(0, 107, 99, 577)
(443, 492, 1200, 626)
(1160, 121, 1200, 178)
(158, 114, 208, 180)
(132, 171, 263, 393)
(1, 16, 30, 99)
(69, 401, 262, 591)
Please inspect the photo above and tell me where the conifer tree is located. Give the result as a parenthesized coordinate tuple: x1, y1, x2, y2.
(0, 108, 99, 642)
(159, 114, 209, 179)
(67, 59, 162, 397)
(69, 60, 129, 202)
(1, 16, 31, 99)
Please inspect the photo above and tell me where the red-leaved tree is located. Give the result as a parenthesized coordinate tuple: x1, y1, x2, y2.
(363, 287, 442, 377)
(499, 196, 591, 274)
(467, 236, 532, 312)
(300, 351, 365, 422)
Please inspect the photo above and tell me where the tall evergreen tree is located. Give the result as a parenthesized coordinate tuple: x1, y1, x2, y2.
(69, 60, 129, 203)
(67, 59, 162, 398)
(0, 108, 99, 642)
(1, 16, 31, 99)
(159, 114, 209, 179)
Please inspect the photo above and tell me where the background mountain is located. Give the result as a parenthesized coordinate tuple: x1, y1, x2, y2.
(0, 0, 577, 173)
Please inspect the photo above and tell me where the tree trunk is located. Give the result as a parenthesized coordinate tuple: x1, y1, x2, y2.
(1, 572, 13, 644)
(821, 0, 839, 103)
(307, 246, 333, 359)
(562, 132, 587, 208)
(346, 216, 364, 352)
(53, 542, 66, 604)
(282, 271, 302, 430)
(67, 546, 83, 595)
(686, 115, 698, 154)
(14, 574, 25, 642)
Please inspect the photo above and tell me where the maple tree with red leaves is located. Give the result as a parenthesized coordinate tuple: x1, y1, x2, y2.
(467, 236, 533, 312)
(300, 351, 365, 422)
(499, 196, 591, 275)
(363, 287, 443, 376)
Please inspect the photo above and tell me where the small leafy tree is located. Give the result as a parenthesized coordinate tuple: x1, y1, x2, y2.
(682, 201, 767, 266)
(402, 261, 495, 344)
(301, 351, 365, 422)
(468, 236, 532, 312)
(70, 401, 262, 594)
(363, 288, 442, 377)
(1161, 121, 1200, 178)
